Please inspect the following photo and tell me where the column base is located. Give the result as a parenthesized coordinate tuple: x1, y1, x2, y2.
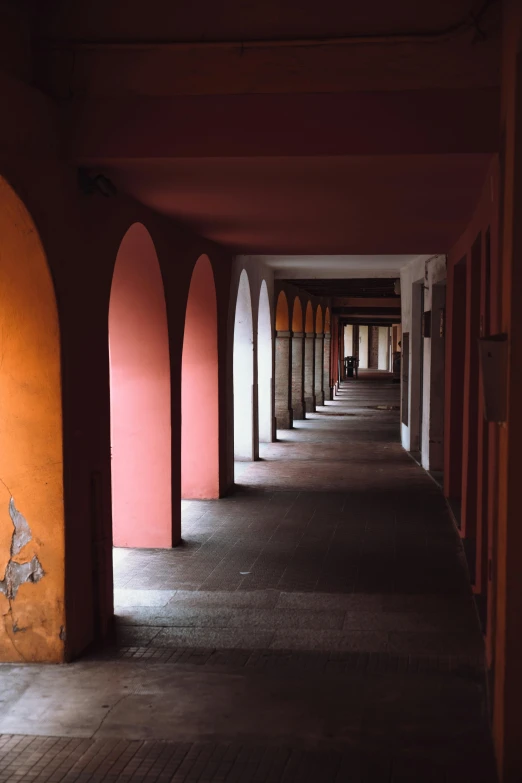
(292, 402, 305, 420)
(326, 386, 333, 401)
(316, 391, 325, 406)
(304, 396, 316, 413)
(275, 409, 293, 429)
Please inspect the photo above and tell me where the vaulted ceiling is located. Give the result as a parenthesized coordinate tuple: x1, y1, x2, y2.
(27, 0, 501, 258)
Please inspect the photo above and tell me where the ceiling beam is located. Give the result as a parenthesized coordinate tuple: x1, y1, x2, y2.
(333, 297, 399, 307)
(35, 27, 499, 98)
(68, 89, 499, 162)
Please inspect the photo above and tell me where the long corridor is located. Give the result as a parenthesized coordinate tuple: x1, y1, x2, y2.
(0, 380, 496, 782)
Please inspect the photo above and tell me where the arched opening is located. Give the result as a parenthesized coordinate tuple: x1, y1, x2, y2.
(323, 308, 332, 401)
(234, 270, 254, 461)
(292, 297, 303, 332)
(304, 302, 315, 412)
(324, 308, 331, 334)
(276, 291, 290, 330)
(0, 176, 65, 662)
(257, 280, 273, 443)
(291, 298, 305, 419)
(305, 301, 314, 333)
(182, 255, 219, 498)
(316, 305, 323, 333)
(314, 306, 325, 405)
(275, 291, 292, 429)
(109, 223, 172, 548)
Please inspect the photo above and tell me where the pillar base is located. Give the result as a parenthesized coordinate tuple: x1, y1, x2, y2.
(316, 391, 325, 406)
(304, 396, 316, 413)
(275, 409, 293, 429)
(292, 402, 305, 420)
(326, 386, 333, 401)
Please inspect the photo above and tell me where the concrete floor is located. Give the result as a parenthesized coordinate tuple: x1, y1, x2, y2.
(0, 379, 497, 781)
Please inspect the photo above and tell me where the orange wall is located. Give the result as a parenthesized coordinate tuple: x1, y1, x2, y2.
(292, 297, 303, 332)
(275, 291, 289, 331)
(0, 176, 65, 662)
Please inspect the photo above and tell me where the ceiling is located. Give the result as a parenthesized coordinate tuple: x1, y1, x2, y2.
(25, 0, 500, 262)
(284, 278, 400, 298)
(105, 155, 490, 255)
(249, 255, 425, 278)
(28, 0, 495, 42)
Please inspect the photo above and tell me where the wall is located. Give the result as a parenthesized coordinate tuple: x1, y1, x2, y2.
(343, 324, 353, 356)
(378, 327, 389, 370)
(400, 257, 423, 451)
(400, 254, 446, 465)
(0, 176, 65, 662)
(359, 326, 369, 368)
(494, 5, 522, 775)
(230, 257, 275, 476)
(181, 254, 220, 499)
(445, 153, 503, 770)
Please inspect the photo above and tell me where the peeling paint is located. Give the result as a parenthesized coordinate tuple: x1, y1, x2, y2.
(0, 499, 44, 600)
(9, 498, 32, 555)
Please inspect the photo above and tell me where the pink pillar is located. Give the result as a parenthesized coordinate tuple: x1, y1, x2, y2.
(109, 224, 173, 548)
(182, 255, 219, 499)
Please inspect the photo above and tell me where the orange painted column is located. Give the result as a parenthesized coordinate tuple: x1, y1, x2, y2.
(0, 177, 65, 663)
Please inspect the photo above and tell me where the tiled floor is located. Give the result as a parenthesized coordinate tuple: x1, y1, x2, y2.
(0, 379, 497, 781)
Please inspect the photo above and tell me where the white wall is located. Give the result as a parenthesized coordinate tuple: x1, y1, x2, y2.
(344, 324, 353, 356)
(422, 260, 447, 470)
(400, 255, 447, 468)
(378, 327, 389, 370)
(359, 325, 369, 368)
(229, 257, 275, 480)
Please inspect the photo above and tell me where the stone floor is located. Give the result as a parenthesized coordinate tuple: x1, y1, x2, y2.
(0, 378, 497, 781)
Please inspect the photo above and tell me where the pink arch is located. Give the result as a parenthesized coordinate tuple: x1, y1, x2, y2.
(182, 255, 219, 498)
(109, 223, 172, 548)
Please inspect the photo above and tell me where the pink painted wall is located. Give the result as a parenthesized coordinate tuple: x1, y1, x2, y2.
(181, 255, 219, 498)
(109, 223, 172, 547)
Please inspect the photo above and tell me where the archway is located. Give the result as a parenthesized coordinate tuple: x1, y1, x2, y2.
(276, 291, 290, 331)
(314, 306, 325, 405)
(291, 297, 305, 420)
(182, 255, 219, 498)
(323, 307, 332, 401)
(304, 301, 316, 412)
(305, 302, 314, 333)
(0, 176, 65, 662)
(109, 223, 172, 548)
(234, 270, 254, 461)
(316, 305, 323, 333)
(292, 297, 303, 332)
(275, 291, 292, 429)
(257, 280, 273, 443)
(324, 308, 331, 334)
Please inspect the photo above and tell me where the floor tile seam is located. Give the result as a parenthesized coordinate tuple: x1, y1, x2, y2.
(33, 738, 93, 783)
(3, 735, 63, 778)
(72, 737, 134, 783)
(111, 640, 484, 664)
